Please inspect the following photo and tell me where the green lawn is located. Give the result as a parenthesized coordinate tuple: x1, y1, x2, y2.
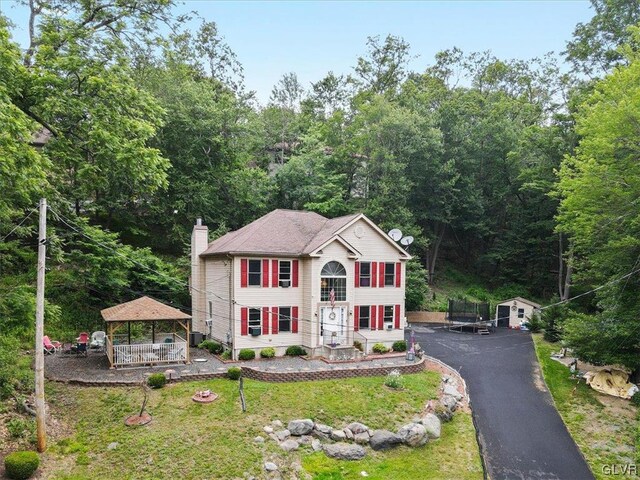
(42, 371, 483, 479)
(532, 334, 638, 479)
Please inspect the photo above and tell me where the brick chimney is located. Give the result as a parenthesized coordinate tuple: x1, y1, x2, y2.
(191, 218, 208, 334)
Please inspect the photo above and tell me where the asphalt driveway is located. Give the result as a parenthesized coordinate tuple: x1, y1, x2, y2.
(409, 326, 594, 480)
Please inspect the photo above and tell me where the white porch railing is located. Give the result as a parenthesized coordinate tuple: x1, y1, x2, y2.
(110, 334, 188, 368)
(323, 331, 349, 347)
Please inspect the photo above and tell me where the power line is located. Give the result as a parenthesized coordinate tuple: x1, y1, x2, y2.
(1, 208, 37, 242)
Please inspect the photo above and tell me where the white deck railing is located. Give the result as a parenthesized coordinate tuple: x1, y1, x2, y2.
(109, 334, 188, 368)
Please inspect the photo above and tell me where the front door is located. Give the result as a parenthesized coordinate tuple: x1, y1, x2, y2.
(497, 305, 511, 327)
(319, 306, 347, 346)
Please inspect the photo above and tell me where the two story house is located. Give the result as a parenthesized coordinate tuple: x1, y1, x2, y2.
(190, 209, 410, 359)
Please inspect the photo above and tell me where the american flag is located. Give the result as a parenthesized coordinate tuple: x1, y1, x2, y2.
(329, 288, 336, 307)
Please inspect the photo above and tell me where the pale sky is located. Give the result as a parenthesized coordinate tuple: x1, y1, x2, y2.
(1, 0, 594, 104)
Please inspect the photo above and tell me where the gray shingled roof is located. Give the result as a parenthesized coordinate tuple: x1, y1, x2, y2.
(201, 209, 361, 257)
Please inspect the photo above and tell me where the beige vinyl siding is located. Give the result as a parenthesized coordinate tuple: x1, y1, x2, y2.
(496, 300, 538, 328)
(233, 256, 305, 354)
(205, 258, 232, 342)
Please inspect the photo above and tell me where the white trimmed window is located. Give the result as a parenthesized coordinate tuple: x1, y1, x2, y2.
(359, 262, 371, 287)
(279, 306, 291, 332)
(384, 263, 395, 286)
(279, 260, 291, 287)
(358, 306, 371, 329)
(517, 308, 525, 319)
(248, 260, 261, 286)
(384, 305, 394, 328)
(248, 308, 261, 328)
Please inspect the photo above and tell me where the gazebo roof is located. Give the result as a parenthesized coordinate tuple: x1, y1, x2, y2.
(101, 296, 191, 322)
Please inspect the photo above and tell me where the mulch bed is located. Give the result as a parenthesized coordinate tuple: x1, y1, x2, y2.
(125, 413, 152, 426)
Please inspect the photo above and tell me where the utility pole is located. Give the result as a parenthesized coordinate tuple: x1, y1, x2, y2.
(35, 198, 47, 452)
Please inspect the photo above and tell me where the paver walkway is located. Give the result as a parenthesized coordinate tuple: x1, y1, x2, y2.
(410, 325, 594, 480)
(44, 348, 417, 383)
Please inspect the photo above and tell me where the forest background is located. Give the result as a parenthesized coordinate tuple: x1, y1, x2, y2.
(2, 0, 640, 393)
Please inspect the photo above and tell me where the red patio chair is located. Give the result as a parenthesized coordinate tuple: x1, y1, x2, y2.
(43, 335, 61, 354)
(77, 332, 89, 344)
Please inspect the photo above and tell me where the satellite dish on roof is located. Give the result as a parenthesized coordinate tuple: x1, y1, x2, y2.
(388, 228, 403, 241)
(400, 236, 414, 246)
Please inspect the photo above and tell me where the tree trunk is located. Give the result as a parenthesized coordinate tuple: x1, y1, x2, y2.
(427, 222, 446, 285)
(558, 234, 573, 302)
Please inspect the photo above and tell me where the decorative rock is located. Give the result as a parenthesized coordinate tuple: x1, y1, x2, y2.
(264, 462, 278, 472)
(369, 430, 402, 451)
(254, 436, 265, 443)
(275, 429, 291, 441)
(272, 419, 283, 428)
(361, 472, 369, 477)
(288, 419, 314, 436)
(107, 442, 118, 450)
(421, 413, 441, 439)
(397, 422, 428, 447)
(311, 439, 322, 452)
(330, 429, 347, 441)
(354, 432, 370, 445)
(263, 426, 274, 434)
(268, 433, 279, 443)
(311, 430, 330, 441)
(343, 428, 354, 440)
(443, 384, 462, 401)
(314, 423, 332, 434)
(322, 442, 366, 461)
(280, 439, 300, 452)
(441, 394, 458, 411)
(435, 407, 453, 423)
(346, 422, 369, 434)
(299, 435, 313, 445)
(441, 374, 453, 384)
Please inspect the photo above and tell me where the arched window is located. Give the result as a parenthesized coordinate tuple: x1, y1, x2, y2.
(320, 261, 347, 302)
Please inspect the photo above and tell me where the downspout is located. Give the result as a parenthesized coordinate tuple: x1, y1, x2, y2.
(227, 254, 234, 359)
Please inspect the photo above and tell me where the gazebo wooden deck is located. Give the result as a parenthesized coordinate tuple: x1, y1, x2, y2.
(101, 296, 192, 369)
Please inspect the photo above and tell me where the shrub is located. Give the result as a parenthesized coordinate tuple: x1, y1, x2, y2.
(384, 370, 404, 390)
(285, 345, 306, 356)
(353, 340, 363, 352)
(392, 340, 407, 352)
(372, 343, 388, 354)
(631, 391, 640, 407)
(198, 340, 223, 355)
(238, 349, 256, 361)
(260, 347, 276, 358)
(524, 312, 542, 333)
(6, 418, 35, 440)
(227, 366, 242, 380)
(147, 373, 167, 389)
(4, 451, 39, 480)
(221, 350, 231, 360)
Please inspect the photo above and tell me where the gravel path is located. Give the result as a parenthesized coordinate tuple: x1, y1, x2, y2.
(44, 348, 415, 383)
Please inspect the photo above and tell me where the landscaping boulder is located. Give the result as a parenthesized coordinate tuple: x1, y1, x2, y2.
(397, 422, 428, 447)
(311, 439, 322, 452)
(346, 422, 369, 434)
(443, 384, 462, 401)
(343, 428, 354, 440)
(263, 426, 274, 434)
(330, 429, 347, 441)
(440, 394, 458, 412)
(314, 423, 332, 434)
(435, 406, 453, 423)
(264, 462, 278, 472)
(420, 413, 441, 439)
(323, 443, 366, 461)
(354, 432, 370, 445)
(275, 429, 291, 441)
(272, 420, 283, 428)
(254, 436, 265, 443)
(288, 419, 314, 436)
(298, 435, 313, 445)
(369, 430, 402, 451)
(280, 439, 300, 452)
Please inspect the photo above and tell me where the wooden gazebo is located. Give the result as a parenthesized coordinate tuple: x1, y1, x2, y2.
(101, 296, 191, 369)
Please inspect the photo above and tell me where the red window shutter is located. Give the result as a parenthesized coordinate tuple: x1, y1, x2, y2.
(394, 304, 401, 329)
(292, 306, 299, 333)
(378, 305, 384, 330)
(292, 260, 299, 287)
(272, 306, 279, 334)
(371, 262, 377, 288)
(262, 306, 270, 335)
(262, 259, 269, 287)
(354, 305, 360, 331)
(379, 262, 385, 288)
(241, 259, 248, 288)
(396, 262, 401, 288)
(355, 262, 360, 288)
(371, 305, 377, 330)
(241, 307, 248, 336)
(272, 260, 278, 288)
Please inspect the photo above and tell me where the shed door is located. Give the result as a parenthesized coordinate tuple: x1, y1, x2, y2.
(497, 306, 511, 328)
